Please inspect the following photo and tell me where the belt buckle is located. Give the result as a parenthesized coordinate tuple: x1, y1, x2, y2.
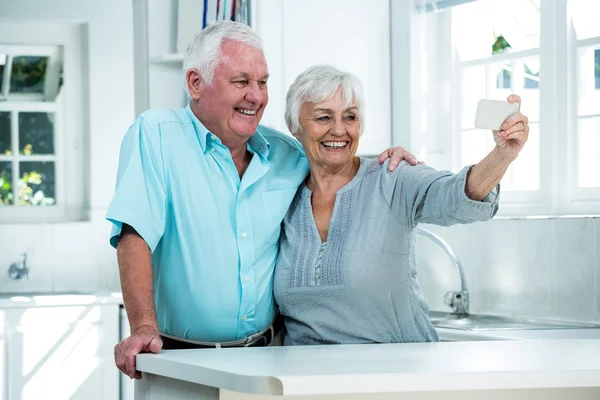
(244, 333, 258, 347)
(243, 323, 276, 348)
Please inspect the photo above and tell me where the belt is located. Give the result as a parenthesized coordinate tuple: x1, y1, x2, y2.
(160, 316, 283, 350)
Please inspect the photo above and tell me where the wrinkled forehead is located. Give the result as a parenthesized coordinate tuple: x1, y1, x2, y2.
(219, 40, 268, 74)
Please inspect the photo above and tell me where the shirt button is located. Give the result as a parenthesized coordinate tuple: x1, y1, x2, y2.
(315, 273, 320, 279)
(244, 276, 249, 282)
(211, 148, 215, 152)
(243, 315, 248, 321)
(241, 232, 248, 238)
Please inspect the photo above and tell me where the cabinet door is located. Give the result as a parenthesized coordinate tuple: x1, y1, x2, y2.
(7, 305, 119, 400)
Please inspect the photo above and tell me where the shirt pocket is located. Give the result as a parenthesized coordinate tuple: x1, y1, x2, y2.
(261, 188, 298, 244)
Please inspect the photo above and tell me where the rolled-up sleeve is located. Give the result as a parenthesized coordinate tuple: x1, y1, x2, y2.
(105, 117, 166, 252)
(386, 161, 499, 227)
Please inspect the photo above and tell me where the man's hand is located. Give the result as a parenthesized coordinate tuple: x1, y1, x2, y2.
(377, 146, 420, 172)
(114, 325, 163, 380)
(493, 94, 529, 161)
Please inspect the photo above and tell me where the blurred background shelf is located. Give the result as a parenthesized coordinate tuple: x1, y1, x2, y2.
(150, 53, 184, 64)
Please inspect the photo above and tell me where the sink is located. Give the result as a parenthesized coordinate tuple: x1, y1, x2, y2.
(429, 311, 600, 331)
(0, 291, 89, 298)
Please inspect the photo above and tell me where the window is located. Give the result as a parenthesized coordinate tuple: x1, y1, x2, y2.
(0, 46, 62, 209)
(571, 0, 600, 190)
(454, 0, 542, 204)
(0, 23, 86, 223)
(406, 0, 600, 216)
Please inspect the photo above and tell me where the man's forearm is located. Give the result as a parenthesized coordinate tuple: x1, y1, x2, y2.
(466, 147, 513, 201)
(117, 225, 158, 333)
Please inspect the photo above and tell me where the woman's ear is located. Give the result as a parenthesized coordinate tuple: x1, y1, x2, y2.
(186, 69, 204, 100)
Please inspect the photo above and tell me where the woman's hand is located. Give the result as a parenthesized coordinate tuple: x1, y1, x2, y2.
(493, 94, 529, 161)
(378, 146, 424, 171)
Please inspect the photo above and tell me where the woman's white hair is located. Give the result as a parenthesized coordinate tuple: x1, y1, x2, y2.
(183, 21, 263, 87)
(285, 65, 365, 136)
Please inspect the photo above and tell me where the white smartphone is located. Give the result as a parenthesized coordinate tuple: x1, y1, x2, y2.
(474, 99, 519, 130)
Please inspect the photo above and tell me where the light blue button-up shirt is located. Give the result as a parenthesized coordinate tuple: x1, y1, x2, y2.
(106, 105, 308, 342)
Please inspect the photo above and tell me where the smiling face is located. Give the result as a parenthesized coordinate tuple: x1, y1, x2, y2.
(190, 40, 269, 145)
(295, 88, 361, 170)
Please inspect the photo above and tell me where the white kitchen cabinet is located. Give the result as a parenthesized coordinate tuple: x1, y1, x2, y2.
(4, 304, 119, 400)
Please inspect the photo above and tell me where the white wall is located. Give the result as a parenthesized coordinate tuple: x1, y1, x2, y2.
(0, 0, 135, 293)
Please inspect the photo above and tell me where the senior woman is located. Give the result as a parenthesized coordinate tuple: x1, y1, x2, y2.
(273, 65, 529, 346)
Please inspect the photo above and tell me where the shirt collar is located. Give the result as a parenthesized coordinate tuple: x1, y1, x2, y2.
(247, 129, 271, 160)
(185, 104, 211, 153)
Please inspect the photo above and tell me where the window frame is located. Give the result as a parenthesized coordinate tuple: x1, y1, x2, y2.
(396, 0, 600, 217)
(0, 23, 87, 223)
(567, 34, 600, 209)
(457, 49, 544, 210)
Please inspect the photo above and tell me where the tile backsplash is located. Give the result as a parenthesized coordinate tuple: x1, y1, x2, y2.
(0, 218, 120, 294)
(417, 217, 599, 324)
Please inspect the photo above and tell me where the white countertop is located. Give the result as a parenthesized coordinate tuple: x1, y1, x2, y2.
(437, 327, 600, 341)
(0, 292, 123, 308)
(136, 339, 600, 396)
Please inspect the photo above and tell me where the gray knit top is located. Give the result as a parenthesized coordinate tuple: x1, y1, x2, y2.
(273, 157, 499, 346)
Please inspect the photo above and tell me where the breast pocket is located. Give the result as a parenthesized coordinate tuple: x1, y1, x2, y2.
(261, 188, 299, 244)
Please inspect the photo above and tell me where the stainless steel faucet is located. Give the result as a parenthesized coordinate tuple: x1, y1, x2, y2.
(415, 228, 469, 315)
(9, 253, 29, 280)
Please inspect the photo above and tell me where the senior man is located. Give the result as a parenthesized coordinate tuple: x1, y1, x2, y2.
(107, 21, 416, 379)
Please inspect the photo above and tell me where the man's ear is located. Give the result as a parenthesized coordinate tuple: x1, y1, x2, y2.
(186, 69, 204, 100)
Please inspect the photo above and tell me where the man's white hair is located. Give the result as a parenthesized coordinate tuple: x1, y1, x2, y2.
(285, 65, 365, 136)
(183, 21, 263, 87)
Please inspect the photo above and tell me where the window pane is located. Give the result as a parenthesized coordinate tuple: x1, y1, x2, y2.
(18, 112, 54, 155)
(461, 66, 486, 129)
(460, 128, 494, 167)
(18, 161, 55, 206)
(0, 53, 6, 93)
(487, 63, 512, 108)
(524, 64, 539, 89)
(577, 117, 600, 188)
(501, 123, 540, 191)
(569, 0, 600, 40)
(461, 124, 539, 192)
(496, 66, 511, 89)
(10, 56, 48, 94)
(578, 46, 600, 116)
(452, 0, 540, 61)
(0, 162, 13, 205)
(519, 58, 540, 122)
(0, 112, 11, 155)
